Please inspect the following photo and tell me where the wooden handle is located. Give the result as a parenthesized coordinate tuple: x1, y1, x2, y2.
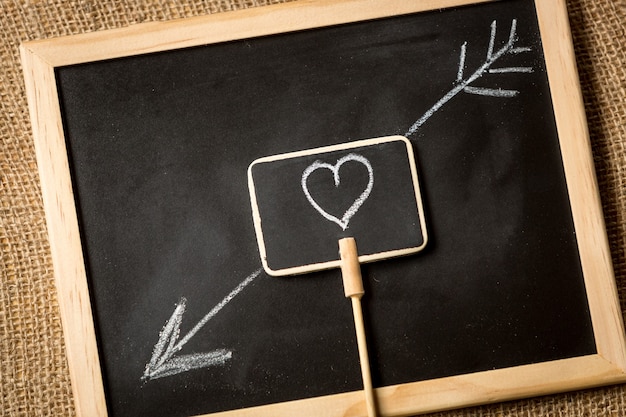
(351, 296, 377, 417)
(339, 237, 377, 417)
(339, 237, 364, 299)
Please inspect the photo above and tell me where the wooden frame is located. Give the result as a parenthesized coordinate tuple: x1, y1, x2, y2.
(20, 0, 626, 416)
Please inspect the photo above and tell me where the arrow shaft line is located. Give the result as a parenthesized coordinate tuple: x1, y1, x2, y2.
(173, 268, 262, 352)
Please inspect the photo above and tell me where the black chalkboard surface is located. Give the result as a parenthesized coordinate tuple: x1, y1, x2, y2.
(21, 0, 626, 416)
(248, 136, 427, 275)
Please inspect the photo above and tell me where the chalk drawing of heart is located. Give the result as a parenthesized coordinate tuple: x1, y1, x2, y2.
(301, 153, 374, 231)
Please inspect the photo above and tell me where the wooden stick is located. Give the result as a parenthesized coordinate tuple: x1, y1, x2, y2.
(339, 237, 377, 417)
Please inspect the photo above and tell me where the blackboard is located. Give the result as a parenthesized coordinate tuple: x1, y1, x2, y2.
(21, 0, 626, 416)
(248, 136, 427, 275)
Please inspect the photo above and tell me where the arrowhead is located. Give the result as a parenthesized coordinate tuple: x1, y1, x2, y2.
(142, 297, 233, 381)
(142, 269, 262, 381)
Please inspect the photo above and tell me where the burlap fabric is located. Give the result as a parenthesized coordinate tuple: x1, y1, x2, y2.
(1, 0, 624, 415)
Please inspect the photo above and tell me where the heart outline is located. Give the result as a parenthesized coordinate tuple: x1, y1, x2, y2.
(301, 153, 374, 230)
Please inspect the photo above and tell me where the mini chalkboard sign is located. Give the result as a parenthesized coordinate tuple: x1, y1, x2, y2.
(20, 0, 626, 416)
(248, 136, 427, 275)
(248, 136, 427, 416)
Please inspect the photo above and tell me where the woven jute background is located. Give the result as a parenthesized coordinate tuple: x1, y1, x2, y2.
(1, 0, 624, 415)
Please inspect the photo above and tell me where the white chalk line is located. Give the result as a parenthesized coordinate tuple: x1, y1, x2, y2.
(148, 351, 233, 380)
(456, 41, 468, 82)
(143, 268, 262, 380)
(175, 269, 261, 351)
(486, 20, 497, 61)
(301, 153, 374, 231)
(147, 298, 185, 374)
(464, 86, 519, 97)
(489, 66, 533, 74)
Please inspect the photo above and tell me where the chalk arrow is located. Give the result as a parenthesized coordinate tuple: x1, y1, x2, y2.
(142, 268, 262, 381)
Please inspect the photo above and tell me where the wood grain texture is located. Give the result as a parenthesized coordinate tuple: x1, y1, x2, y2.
(19, 45, 108, 417)
(21, 0, 492, 67)
(340, 238, 377, 417)
(536, 0, 626, 369)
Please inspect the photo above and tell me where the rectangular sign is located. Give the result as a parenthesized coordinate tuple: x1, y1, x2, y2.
(248, 136, 428, 275)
